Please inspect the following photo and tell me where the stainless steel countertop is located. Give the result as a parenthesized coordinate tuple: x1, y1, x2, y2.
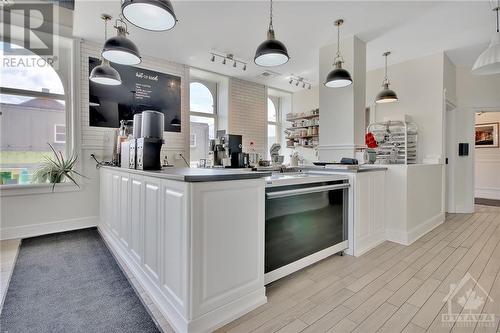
(291, 165, 388, 173)
(102, 166, 272, 182)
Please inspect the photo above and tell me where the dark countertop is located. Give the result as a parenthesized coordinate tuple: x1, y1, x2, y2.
(102, 166, 272, 182)
(291, 165, 388, 173)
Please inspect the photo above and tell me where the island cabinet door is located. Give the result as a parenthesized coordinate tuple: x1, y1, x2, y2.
(190, 179, 266, 319)
(119, 175, 131, 248)
(130, 176, 145, 265)
(159, 180, 188, 316)
(110, 173, 121, 238)
(143, 178, 162, 283)
(99, 169, 112, 229)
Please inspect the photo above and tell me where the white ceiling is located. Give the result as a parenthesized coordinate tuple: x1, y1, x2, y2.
(73, 0, 498, 92)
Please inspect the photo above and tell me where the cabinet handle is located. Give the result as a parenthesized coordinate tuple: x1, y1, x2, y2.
(266, 184, 350, 199)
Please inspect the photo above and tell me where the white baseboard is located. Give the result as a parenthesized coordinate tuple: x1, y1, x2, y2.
(475, 187, 500, 201)
(386, 212, 445, 246)
(0, 216, 98, 240)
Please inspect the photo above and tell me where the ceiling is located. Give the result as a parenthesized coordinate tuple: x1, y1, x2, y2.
(73, 1, 498, 92)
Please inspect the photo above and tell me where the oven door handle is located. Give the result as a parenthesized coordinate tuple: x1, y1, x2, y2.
(266, 183, 350, 199)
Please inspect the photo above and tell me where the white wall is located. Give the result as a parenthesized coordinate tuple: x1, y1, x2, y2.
(366, 53, 446, 163)
(449, 66, 500, 212)
(290, 87, 319, 163)
(475, 111, 500, 200)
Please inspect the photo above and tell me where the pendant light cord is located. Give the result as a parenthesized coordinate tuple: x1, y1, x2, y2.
(496, 6, 499, 32)
(384, 54, 388, 84)
(334, 20, 344, 65)
(269, 0, 274, 32)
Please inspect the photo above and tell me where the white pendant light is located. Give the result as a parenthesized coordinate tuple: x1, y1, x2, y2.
(324, 19, 353, 88)
(89, 15, 122, 86)
(472, 6, 500, 75)
(254, 0, 290, 67)
(122, 0, 177, 32)
(375, 51, 398, 104)
(102, 15, 141, 65)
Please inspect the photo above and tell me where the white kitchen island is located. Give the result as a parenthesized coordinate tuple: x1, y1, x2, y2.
(99, 166, 271, 333)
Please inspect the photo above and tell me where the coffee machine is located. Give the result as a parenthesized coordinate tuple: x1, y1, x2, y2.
(208, 134, 248, 168)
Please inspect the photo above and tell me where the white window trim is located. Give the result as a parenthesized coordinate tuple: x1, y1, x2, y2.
(0, 37, 80, 196)
(268, 96, 282, 147)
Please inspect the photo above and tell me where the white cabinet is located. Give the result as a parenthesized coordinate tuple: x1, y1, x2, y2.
(99, 168, 266, 333)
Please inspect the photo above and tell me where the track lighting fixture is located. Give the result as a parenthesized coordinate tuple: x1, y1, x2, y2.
(102, 14, 141, 65)
(254, 0, 290, 67)
(122, 0, 177, 32)
(89, 14, 122, 86)
(288, 75, 312, 90)
(325, 19, 353, 88)
(209, 52, 248, 71)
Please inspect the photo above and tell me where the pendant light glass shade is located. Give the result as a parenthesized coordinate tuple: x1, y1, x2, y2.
(89, 15, 122, 86)
(375, 51, 398, 104)
(170, 117, 181, 127)
(325, 61, 353, 88)
(376, 83, 398, 103)
(254, 0, 290, 67)
(472, 7, 500, 75)
(102, 16, 141, 65)
(90, 59, 122, 86)
(122, 0, 177, 32)
(325, 19, 353, 88)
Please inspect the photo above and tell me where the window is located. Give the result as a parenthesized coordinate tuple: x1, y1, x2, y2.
(267, 97, 281, 157)
(190, 81, 217, 166)
(0, 41, 68, 186)
(54, 125, 66, 143)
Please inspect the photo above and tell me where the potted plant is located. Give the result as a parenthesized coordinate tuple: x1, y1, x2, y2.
(32, 143, 87, 191)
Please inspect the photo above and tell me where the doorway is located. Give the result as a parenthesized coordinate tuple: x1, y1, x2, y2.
(474, 111, 500, 206)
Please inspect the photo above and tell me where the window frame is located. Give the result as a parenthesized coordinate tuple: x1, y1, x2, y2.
(54, 124, 67, 144)
(0, 36, 78, 194)
(267, 96, 282, 153)
(189, 80, 218, 132)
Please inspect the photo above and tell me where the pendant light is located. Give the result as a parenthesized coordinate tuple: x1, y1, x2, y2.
(472, 6, 500, 75)
(89, 14, 122, 86)
(254, 0, 290, 67)
(324, 19, 353, 88)
(170, 117, 181, 127)
(375, 51, 398, 104)
(122, 0, 177, 32)
(102, 15, 141, 65)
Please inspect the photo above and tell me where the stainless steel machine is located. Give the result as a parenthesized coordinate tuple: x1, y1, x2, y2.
(208, 134, 248, 168)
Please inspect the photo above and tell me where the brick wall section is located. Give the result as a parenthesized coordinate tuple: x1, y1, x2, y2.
(80, 40, 190, 161)
(228, 78, 267, 156)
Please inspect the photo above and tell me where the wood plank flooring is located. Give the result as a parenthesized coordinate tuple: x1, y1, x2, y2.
(217, 205, 500, 333)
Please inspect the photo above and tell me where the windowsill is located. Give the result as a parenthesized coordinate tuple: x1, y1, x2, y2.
(0, 182, 81, 197)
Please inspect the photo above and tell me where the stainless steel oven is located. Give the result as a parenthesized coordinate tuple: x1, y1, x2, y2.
(265, 178, 349, 284)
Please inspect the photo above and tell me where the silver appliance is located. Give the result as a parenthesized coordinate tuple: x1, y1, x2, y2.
(136, 110, 164, 170)
(141, 110, 164, 139)
(133, 113, 142, 139)
(264, 175, 349, 283)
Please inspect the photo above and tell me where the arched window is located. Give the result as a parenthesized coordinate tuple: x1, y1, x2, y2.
(267, 97, 280, 157)
(189, 81, 217, 166)
(0, 41, 68, 185)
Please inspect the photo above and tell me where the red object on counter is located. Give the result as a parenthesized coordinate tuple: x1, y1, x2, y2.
(365, 132, 378, 148)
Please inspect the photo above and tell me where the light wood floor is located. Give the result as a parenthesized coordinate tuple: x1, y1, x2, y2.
(217, 205, 500, 333)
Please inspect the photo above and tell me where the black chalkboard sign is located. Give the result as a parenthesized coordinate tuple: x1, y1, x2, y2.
(88, 57, 181, 132)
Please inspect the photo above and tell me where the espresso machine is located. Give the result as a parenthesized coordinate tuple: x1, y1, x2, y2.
(208, 134, 248, 168)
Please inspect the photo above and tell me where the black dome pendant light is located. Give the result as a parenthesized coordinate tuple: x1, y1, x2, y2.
(254, 0, 290, 67)
(89, 14, 122, 86)
(102, 15, 142, 65)
(375, 51, 398, 104)
(324, 19, 353, 88)
(122, 0, 177, 32)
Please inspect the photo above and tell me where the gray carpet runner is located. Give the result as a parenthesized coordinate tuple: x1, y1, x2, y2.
(0, 228, 160, 333)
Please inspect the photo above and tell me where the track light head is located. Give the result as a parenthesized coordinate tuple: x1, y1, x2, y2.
(210, 54, 215, 62)
(233, 61, 237, 68)
(243, 64, 247, 71)
(222, 58, 226, 65)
